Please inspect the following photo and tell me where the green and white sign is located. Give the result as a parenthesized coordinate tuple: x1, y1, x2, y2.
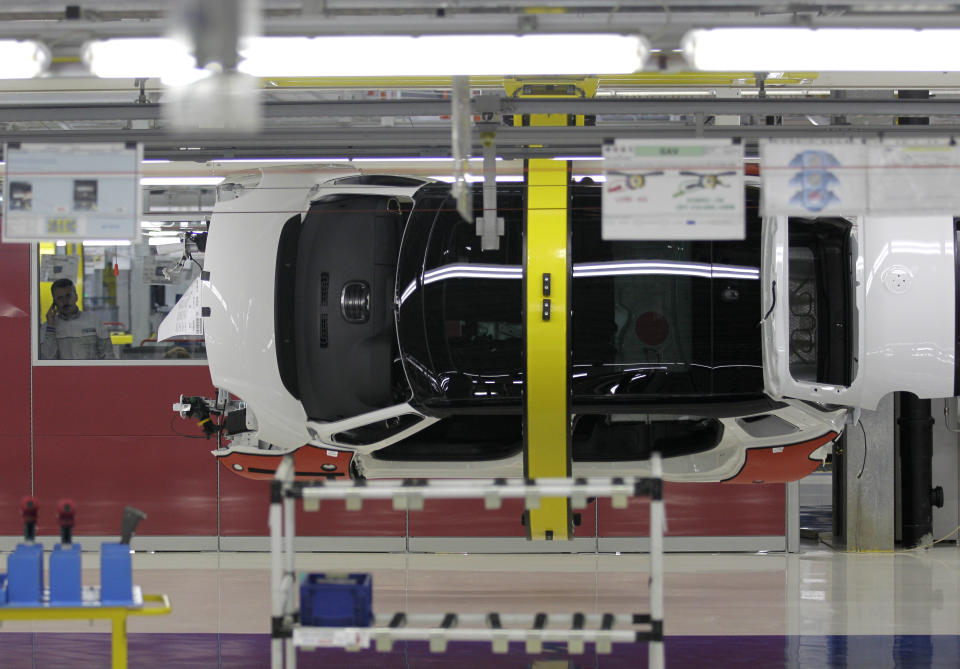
(602, 138, 744, 240)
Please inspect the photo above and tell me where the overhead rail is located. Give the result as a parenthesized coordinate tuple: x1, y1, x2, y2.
(3, 98, 960, 124)
(7, 125, 960, 162)
(269, 458, 666, 668)
(11, 5, 960, 44)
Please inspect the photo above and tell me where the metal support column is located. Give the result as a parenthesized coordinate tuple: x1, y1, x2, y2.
(897, 392, 935, 547)
(524, 152, 572, 540)
(839, 396, 896, 551)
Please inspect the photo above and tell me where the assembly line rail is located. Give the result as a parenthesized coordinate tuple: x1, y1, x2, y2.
(269, 456, 666, 669)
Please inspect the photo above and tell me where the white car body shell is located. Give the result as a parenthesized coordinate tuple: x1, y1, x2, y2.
(202, 174, 847, 483)
(203, 166, 434, 451)
(353, 400, 845, 483)
(762, 214, 955, 410)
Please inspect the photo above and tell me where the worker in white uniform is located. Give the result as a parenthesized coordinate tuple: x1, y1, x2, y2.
(40, 278, 112, 360)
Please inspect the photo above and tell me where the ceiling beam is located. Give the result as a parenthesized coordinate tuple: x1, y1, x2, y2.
(3, 124, 959, 162)
(0, 97, 956, 124)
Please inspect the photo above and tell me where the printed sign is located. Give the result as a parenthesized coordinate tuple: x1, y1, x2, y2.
(39, 254, 80, 282)
(760, 138, 867, 216)
(602, 138, 744, 240)
(157, 277, 204, 341)
(292, 626, 371, 649)
(867, 138, 960, 213)
(2, 142, 141, 243)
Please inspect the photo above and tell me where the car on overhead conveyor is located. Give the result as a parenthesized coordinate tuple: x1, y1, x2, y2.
(179, 168, 846, 484)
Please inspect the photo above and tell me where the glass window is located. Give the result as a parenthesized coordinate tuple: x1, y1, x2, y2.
(36, 222, 208, 363)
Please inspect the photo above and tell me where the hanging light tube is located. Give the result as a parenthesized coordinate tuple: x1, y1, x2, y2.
(684, 28, 960, 71)
(83, 34, 648, 79)
(0, 40, 50, 78)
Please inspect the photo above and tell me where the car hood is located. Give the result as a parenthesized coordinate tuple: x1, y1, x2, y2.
(203, 166, 357, 448)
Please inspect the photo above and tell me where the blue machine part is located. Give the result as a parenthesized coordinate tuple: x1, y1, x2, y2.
(788, 163, 842, 213)
(7, 544, 43, 605)
(300, 573, 373, 627)
(788, 150, 842, 170)
(49, 543, 83, 605)
(100, 543, 133, 605)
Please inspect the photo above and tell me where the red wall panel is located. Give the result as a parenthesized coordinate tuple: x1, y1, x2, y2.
(219, 469, 406, 537)
(0, 318, 30, 436)
(0, 434, 31, 535)
(598, 482, 786, 537)
(33, 434, 218, 536)
(0, 243, 30, 315)
(0, 243, 30, 438)
(33, 365, 215, 437)
(408, 498, 599, 538)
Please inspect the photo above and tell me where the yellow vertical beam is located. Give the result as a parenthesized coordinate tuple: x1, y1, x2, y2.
(111, 614, 128, 669)
(524, 111, 573, 540)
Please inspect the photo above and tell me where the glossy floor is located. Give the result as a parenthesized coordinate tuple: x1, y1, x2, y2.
(1, 543, 958, 667)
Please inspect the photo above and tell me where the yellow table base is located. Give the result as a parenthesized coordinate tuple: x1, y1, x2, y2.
(0, 593, 172, 669)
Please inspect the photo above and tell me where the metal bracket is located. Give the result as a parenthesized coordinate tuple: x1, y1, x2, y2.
(475, 129, 504, 250)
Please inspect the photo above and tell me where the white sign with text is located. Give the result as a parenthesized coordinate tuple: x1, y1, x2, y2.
(2, 142, 141, 243)
(602, 138, 745, 240)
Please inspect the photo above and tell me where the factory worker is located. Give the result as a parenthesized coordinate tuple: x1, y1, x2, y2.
(40, 278, 112, 360)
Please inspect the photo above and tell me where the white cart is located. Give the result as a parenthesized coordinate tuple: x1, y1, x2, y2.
(269, 454, 666, 669)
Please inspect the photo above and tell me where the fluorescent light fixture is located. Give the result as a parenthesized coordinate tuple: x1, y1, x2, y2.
(351, 157, 502, 163)
(429, 175, 524, 183)
(83, 240, 132, 247)
(0, 40, 50, 78)
(82, 38, 207, 84)
(140, 177, 226, 186)
(148, 237, 182, 247)
(142, 159, 172, 164)
(683, 28, 960, 71)
(238, 34, 647, 76)
(212, 157, 350, 163)
(84, 34, 646, 79)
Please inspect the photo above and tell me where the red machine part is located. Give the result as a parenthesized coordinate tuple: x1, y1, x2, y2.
(217, 446, 353, 482)
(723, 431, 839, 484)
(19, 495, 39, 542)
(58, 498, 76, 544)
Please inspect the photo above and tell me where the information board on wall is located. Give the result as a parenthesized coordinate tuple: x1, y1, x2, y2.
(2, 142, 141, 243)
(602, 138, 745, 240)
(38, 254, 81, 282)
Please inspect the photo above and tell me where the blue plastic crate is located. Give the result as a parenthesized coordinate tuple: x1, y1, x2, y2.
(299, 573, 372, 627)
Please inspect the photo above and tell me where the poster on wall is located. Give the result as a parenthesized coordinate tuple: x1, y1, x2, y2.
(1, 142, 141, 243)
(866, 138, 960, 213)
(760, 138, 867, 217)
(39, 254, 81, 282)
(602, 138, 745, 240)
